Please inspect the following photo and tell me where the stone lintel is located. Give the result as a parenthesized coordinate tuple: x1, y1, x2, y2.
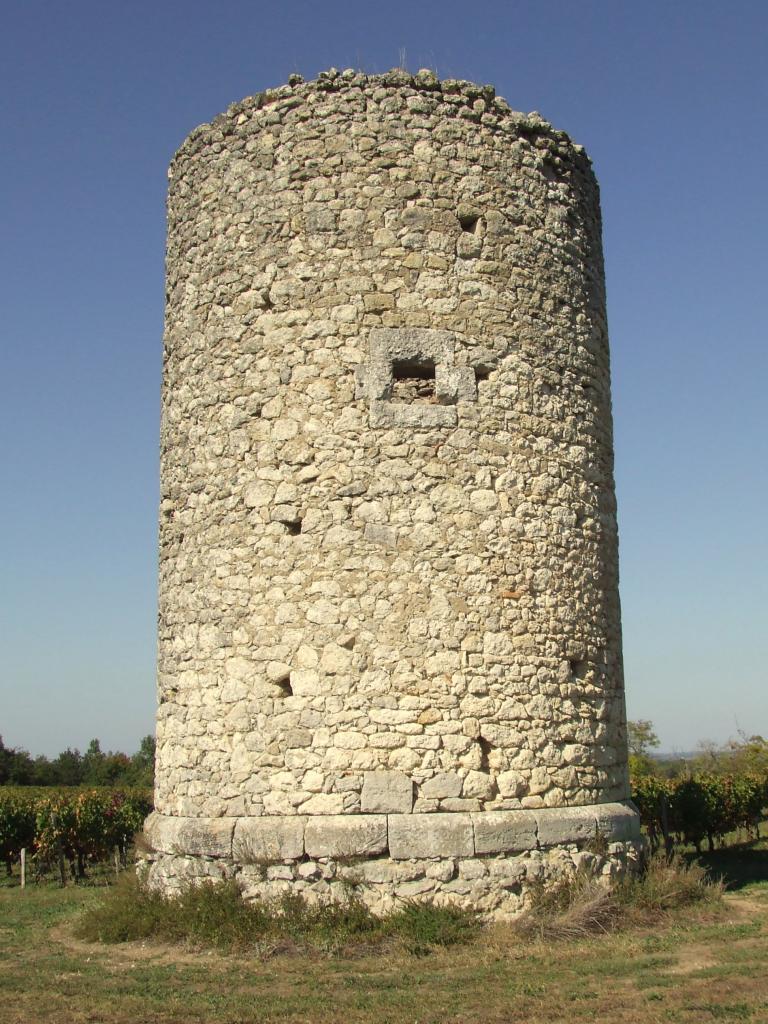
(233, 816, 305, 861)
(304, 814, 387, 858)
(368, 327, 455, 365)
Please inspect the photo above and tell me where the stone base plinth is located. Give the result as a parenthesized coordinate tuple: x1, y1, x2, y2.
(140, 802, 643, 917)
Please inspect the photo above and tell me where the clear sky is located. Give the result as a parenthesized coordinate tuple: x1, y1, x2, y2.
(1, 0, 765, 757)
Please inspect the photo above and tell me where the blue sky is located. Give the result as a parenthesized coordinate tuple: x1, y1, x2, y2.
(1, 0, 765, 757)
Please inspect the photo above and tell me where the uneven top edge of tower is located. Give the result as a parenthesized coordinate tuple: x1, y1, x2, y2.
(170, 67, 591, 173)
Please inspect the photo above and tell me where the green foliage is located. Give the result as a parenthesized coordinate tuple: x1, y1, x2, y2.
(631, 771, 768, 853)
(77, 873, 481, 955)
(0, 735, 155, 789)
(693, 733, 768, 777)
(0, 790, 36, 873)
(628, 720, 661, 778)
(386, 899, 480, 955)
(0, 787, 152, 878)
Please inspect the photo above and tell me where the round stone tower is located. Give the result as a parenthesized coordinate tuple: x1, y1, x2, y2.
(144, 68, 641, 914)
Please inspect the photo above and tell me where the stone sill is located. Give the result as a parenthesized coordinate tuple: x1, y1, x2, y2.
(144, 802, 639, 863)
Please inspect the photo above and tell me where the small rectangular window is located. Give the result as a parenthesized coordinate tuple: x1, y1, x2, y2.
(391, 359, 436, 404)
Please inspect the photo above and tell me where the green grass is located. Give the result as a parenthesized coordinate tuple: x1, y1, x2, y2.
(0, 849, 766, 1024)
(75, 872, 480, 955)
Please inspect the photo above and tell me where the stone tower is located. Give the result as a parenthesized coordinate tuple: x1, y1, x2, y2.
(144, 69, 641, 914)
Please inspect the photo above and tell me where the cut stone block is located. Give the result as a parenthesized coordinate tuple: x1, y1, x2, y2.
(421, 772, 463, 799)
(361, 770, 414, 813)
(389, 813, 474, 859)
(595, 802, 642, 842)
(304, 815, 387, 858)
(536, 806, 598, 847)
(144, 813, 234, 859)
(233, 816, 305, 862)
(370, 401, 457, 429)
(353, 859, 424, 884)
(472, 810, 537, 854)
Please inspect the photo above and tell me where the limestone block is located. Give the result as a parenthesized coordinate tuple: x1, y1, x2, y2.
(304, 814, 387, 858)
(458, 859, 488, 880)
(233, 817, 305, 861)
(266, 661, 292, 683)
(289, 669, 325, 696)
(266, 864, 295, 881)
(300, 793, 345, 815)
(243, 482, 275, 508)
(420, 772, 462, 799)
(368, 326, 454, 366)
(396, 878, 436, 898)
(388, 813, 474, 859)
(361, 770, 414, 813)
(425, 859, 456, 881)
(354, 859, 424, 883)
(472, 811, 537, 854)
(462, 770, 495, 800)
(440, 798, 481, 812)
(297, 861, 321, 880)
(364, 522, 398, 549)
(144, 813, 234, 859)
(536, 806, 598, 847)
(370, 401, 457, 429)
(595, 802, 642, 842)
(497, 770, 527, 798)
(320, 643, 353, 674)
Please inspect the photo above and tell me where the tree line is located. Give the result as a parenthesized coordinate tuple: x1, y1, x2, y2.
(0, 736, 155, 790)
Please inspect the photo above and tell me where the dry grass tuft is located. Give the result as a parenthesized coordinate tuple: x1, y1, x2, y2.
(514, 854, 723, 941)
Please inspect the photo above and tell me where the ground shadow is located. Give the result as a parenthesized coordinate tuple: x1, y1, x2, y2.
(692, 841, 768, 891)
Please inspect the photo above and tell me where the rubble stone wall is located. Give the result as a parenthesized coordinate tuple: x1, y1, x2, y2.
(153, 68, 637, 906)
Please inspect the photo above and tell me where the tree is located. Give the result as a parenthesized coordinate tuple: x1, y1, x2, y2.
(125, 735, 155, 788)
(692, 731, 768, 776)
(628, 719, 660, 777)
(1, 735, 155, 789)
(628, 719, 660, 758)
(50, 748, 84, 786)
(0, 737, 35, 785)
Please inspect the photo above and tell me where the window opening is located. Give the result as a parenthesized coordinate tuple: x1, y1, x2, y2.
(569, 658, 587, 681)
(391, 359, 436, 404)
(458, 213, 479, 233)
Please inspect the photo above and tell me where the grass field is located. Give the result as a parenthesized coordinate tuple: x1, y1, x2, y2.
(1, 848, 766, 1024)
